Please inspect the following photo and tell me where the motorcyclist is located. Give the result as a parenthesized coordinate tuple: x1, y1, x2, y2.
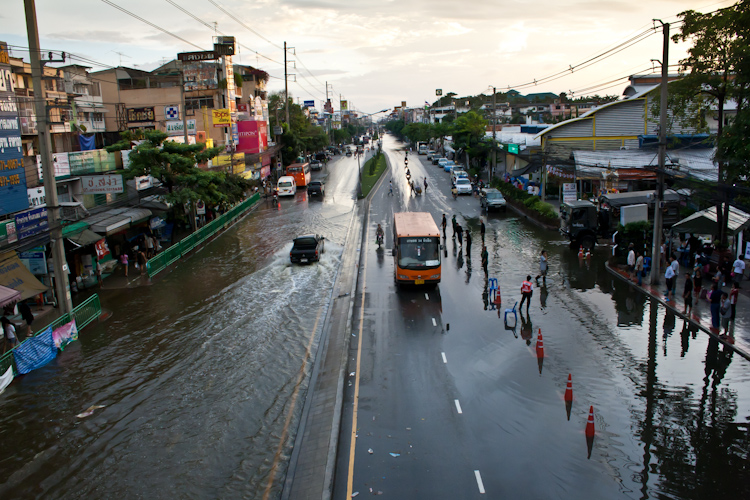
(451, 185, 458, 199)
(376, 224, 384, 246)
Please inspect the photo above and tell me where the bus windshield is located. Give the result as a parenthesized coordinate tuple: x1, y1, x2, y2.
(397, 237, 440, 269)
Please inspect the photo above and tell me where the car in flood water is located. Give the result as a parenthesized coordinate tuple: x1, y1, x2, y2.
(290, 234, 325, 264)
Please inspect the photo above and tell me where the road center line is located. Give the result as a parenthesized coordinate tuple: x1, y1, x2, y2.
(432, 317, 437, 327)
(474, 470, 486, 494)
(454, 399, 463, 414)
(441, 352, 447, 364)
(346, 212, 369, 498)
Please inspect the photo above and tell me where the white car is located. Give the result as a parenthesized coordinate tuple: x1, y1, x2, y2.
(454, 178, 472, 195)
(451, 169, 468, 184)
(438, 158, 450, 168)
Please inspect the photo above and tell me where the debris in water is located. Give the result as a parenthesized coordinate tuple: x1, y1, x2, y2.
(389, 453, 400, 457)
(351, 492, 359, 497)
(368, 448, 373, 454)
(76, 405, 106, 418)
(349, 372, 355, 377)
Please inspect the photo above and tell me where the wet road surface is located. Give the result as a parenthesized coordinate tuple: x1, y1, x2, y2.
(335, 136, 750, 499)
(0, 152, 363, 499)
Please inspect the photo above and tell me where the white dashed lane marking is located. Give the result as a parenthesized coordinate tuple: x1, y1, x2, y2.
(474, 470, 485, 494)
(441, 352, 447, 364)
(432, 317, 437, 327)
(454, 399, 463, 414)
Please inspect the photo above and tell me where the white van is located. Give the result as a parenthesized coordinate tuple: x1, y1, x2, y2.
(277, 176, 297, 196)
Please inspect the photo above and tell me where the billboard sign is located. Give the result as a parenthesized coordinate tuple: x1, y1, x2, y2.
(562, 183, 577, 203)
(80, 174, 124, 194)
(304, 100, 315, 108)
(127, 107, 155, 123)
(212, 108, 231, 127)
(507, 143, 520, 154)
(36, 152, 70, 181)
(340, 100, 348, 111)
(177, 51, 217, 62)
(183, 61, 218, 91)
(15, 207, 48, 240)
(19, 248, 47, 275)
(166, 119, 196, 136)
(0, 41, 28, 217)
(237, 121, 268, 155)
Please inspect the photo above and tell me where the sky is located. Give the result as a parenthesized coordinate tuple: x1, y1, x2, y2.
(1, 0, 738, 114)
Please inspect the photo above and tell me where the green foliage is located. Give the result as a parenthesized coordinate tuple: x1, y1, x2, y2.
(534, 202, 557, 219)
(523, 196, 540, 208)
(102, 129, 251, 211)
(361, 153, 387, 198)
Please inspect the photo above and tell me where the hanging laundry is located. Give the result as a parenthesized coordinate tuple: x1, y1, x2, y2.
(0, 365, 13, 394)
(13, 326, 57, 375)
(53, 320, 78, 350)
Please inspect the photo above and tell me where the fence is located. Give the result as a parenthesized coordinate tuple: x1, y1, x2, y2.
(146, 192, 260, 278)
(0, 293, 102, 377)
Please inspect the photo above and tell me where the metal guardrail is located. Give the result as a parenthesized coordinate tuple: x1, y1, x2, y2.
(145, 192, 260, 278)
(0, 293, 102, 377)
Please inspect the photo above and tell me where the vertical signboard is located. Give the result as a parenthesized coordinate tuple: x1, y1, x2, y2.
(562, 183, 577, 203)
(0, 41, 28, 216)
(237, 121, 268, 154)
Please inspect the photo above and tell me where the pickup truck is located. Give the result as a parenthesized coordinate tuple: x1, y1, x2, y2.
(290, 234, 325, 264)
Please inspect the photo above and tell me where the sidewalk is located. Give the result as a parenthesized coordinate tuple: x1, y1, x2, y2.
(606, 262, 750, 361)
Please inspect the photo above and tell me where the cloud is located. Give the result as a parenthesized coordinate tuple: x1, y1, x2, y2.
(48, 30, 132, 44)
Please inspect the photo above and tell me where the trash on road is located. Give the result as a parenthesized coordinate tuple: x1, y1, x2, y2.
(389, 453, 400, 457)
(76, 405, 106, 418)
(368, 448, 373, 454)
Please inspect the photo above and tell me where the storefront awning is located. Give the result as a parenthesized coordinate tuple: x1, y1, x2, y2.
(672, 204, 750, 236)
(0, 251, 48, 301)
(0, 284, 21, 308)
(62, 220, 89, 237)
(68, 229, 104, 247)
(87, 207, 152, 235)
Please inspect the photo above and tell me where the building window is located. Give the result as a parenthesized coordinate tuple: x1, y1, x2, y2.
(93, 112, 104, 122)
(186, 96, 214, 110)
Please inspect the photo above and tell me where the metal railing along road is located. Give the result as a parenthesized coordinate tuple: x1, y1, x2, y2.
(0, 293, 102, 377)
(145, 192, 260, 278)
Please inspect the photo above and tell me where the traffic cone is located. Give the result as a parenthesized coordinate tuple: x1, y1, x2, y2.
(564, 374, 573, 420)
(536, 329, 544, 375)
(585, 249, 591, 259)
(578, 246, 584, 258)
(585, 406, 595, 437)
(493, 289, 502, 306)
(585, 405, 596, 459)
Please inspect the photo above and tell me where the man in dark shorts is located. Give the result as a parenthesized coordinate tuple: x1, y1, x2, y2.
(441, 214, 447, 237)
(520, 275, 533, 312)
(682, 272, 693, 315)
(480, 218, 486, 243)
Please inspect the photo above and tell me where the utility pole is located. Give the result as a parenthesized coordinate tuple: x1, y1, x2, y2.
(24, 0, 72, 313)
(180, 67, 188, 144)
(284, 41, 290, 124)
(491, 86, 497, 182)
(650, 21, 669, 286)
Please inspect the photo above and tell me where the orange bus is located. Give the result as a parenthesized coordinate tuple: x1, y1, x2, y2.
(393, 212, 441, 286)
(286, 162, 312, 187)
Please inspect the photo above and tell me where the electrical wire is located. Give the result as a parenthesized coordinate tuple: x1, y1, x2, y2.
(206, 0, 283, 51)
(99, 0, 207, 51)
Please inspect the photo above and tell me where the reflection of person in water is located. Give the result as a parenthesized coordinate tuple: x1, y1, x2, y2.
(457, 251, 464, 270)
(519, 310, 532, 345)
(539, 284, 548, 309)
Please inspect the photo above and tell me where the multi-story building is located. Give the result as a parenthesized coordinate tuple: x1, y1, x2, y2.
(60, 65, 107, 140)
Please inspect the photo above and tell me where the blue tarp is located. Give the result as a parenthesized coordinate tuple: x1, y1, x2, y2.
(13, 326, 56, 374)
(78, 134, 96, 151)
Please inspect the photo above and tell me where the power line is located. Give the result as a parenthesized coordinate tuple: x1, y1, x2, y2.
(292, 51, 325, 87)
(206, 0, 283, 51)
(99, 0, 206, 51)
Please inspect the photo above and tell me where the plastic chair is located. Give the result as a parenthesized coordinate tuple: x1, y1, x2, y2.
(504, 301, 518, 328)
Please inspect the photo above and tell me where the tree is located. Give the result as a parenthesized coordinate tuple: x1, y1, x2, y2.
(451, 111, 488, 168)
(673, 1, 750, 244)
(106, 130, 253, 228)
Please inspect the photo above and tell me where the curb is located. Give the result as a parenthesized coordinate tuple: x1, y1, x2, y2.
(504, 200, 559, 231)
(605, 262, 750, 361)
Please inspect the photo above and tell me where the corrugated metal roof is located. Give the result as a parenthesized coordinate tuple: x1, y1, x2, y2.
(572, 149, 718, 182)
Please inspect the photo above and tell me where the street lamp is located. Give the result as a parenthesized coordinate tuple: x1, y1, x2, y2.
(357, 108, 390, 198)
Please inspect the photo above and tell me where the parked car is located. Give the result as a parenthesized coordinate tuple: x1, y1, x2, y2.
(438, 158, 450, 169)
(451, 169, 468, 184)
(426, 150, 436, 160)
(443, 161, 457, 172)
(307, 180, 325, 197)
(454, 178, 472, 195)
(432, 156, 444, 165)
(290, 234, 325, 264)
(480, 188, 507, 211)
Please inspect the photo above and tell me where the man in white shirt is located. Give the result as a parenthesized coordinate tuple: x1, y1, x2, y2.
(732, 256, 745, 284)
(627, 244, 636, 281)
(665, 261, 676, 302)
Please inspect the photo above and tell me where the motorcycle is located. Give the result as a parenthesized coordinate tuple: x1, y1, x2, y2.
(376, 232, 384, 248)
(452, 188, 458, 200)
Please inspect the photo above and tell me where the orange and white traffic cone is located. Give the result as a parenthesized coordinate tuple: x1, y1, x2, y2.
(536, 329, 544, 375)
(585, 249, 591, 259)
(564, 374, 573, 402)
(493, 289, 502, 307)
(585, 406, 595, 437)
(578, 246, 584, 258)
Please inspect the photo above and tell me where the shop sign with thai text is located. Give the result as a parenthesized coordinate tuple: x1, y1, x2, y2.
(80, 174, 124, 194)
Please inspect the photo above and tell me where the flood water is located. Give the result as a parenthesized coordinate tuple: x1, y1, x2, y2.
(0, 157, 359, 499)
